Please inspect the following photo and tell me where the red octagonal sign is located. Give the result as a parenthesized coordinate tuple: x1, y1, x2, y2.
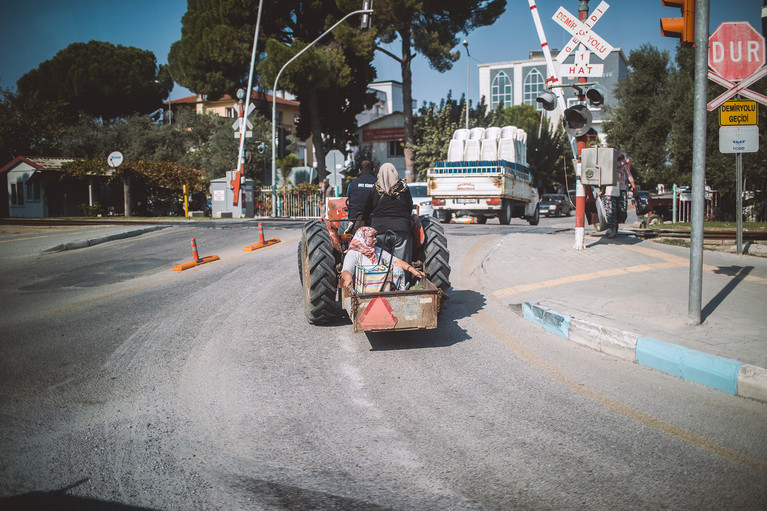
(709, 22, 766, 81)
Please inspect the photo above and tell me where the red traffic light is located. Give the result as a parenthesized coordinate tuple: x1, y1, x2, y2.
(660, 0, 695, 47)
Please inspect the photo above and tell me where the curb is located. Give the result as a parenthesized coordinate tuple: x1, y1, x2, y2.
(513, 301, 767, 403)
(42, 226, 167, 254)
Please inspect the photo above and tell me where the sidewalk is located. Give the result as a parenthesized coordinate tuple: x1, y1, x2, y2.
(480, 228, 767, 402)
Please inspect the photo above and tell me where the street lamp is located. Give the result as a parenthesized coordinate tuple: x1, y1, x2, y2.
(463, 40, 470, 130)
(271, 4, 374, 217)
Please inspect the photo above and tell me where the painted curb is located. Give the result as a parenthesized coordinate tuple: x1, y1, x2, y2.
(514, 301, 767, 402)
(636, 337, 742, 395)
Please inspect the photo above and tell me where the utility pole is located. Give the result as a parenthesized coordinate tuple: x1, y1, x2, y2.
(688, 0, 710, 325)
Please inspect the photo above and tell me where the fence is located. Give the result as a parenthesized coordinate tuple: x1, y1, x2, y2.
(670, 188, 766, 223)
(254, 188, 323, 218)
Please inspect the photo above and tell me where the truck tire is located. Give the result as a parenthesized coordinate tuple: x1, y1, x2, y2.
(648, 214, 662, 226)
(300, 220, 337, 324)
(527, 204, 540, 225)
(476, 215, 487, 224)
(499, 199, 512, 225)
(419, 216, 451, 293)
(438, 210, 452, 224)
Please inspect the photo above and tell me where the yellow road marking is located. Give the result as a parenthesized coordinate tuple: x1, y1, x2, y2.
(461, 235, 767, 476)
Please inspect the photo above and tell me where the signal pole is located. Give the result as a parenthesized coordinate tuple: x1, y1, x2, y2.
(572, 0, 590, 250)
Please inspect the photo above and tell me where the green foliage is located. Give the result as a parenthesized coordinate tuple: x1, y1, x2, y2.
(0, 88, 72, 163)
(78, 202, 105, 217)
(412, 96, 569, 191)
(605, 42, 767, 198)
(17, 41, 170, 120)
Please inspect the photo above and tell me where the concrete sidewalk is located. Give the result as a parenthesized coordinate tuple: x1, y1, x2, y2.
(479, 228, 767, 402)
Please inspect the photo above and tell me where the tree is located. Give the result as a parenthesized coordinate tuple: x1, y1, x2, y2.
(0, 88, 72, 163)
(17, 41, 171, 121)
(370, 0, 506, 177)
(257, 1, 377, 182)
(603, 44, 674, 189)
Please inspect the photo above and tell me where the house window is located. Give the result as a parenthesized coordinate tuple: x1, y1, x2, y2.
(524, 69, 546, 111)
(26, 179, 40, 202)
(491, 71, 512, 110)
(276, 110, 283, 123)
(225, 107, 236, 118)
(388, 141, 404, 157)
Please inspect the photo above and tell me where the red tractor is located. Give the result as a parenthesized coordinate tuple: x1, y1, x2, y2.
(298, 198, 451, 332)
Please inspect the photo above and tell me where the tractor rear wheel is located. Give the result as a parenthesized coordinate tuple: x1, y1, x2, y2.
(300, 220, 337, 324)
(419, 216, 451, 293)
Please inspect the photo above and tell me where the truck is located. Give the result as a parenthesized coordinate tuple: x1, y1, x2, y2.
(427, 126, 540, 225)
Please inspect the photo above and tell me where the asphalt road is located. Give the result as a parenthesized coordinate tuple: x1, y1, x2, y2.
(0, 218, 765, 510)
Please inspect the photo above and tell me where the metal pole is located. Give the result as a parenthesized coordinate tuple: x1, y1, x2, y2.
(688, 0, 710, 325)
(271, 8, 373, 217)
(463, 40, 470, 130)
(736, 152, 743, 255)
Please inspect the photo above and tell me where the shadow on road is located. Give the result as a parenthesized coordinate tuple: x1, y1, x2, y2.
(0, 479, 155, 510)
(365, 289, 487, 351)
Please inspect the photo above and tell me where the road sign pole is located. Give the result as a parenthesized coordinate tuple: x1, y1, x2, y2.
(689, 0, 710, 326)
(736, 152, 743, 255)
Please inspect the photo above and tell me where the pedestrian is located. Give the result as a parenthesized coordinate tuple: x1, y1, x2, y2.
(320, 178, 335, 199)
(344, 159, 377, 233)
(364, 162, 414, 263)
(603, 151, 638, 238)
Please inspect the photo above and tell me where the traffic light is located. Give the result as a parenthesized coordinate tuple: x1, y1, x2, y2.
(562, 104, 592, 137)
(660, 0, 695, 47)
(536, 90, 557, 111)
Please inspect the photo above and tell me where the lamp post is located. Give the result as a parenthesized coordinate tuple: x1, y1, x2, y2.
(463, 40, 470, 130)
(271, 4, 373, 217)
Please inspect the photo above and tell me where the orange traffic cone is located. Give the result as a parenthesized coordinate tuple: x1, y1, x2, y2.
(173, 237, 220, 271)
(244, 222, 281, 251)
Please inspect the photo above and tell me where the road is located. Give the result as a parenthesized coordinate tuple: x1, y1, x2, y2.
(1, 216, 765, 510)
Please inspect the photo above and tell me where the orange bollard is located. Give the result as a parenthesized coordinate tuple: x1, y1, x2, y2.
(191, 237, 201, 262)
(243, 222, 281, 251)
(173, 237, 220, 271)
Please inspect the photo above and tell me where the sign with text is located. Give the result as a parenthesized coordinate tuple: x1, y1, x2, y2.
(719, 125, 759, 153)
(552, 1, 612, 62)
(719, 100, 758, 126)
(362, 127, 405, 142)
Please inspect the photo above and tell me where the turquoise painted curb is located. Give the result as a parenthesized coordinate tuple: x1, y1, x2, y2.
(636, 337, 743, 395)
(523, 302, 570, 339)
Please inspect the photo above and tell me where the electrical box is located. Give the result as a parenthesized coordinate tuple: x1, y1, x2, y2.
(581, 147, 617, 186)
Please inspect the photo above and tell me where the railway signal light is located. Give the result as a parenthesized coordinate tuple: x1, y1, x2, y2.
(536, 90, 557, 111)
(660, 0, 695, 47)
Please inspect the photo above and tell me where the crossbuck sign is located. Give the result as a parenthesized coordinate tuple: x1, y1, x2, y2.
(552, 1, 612, 77)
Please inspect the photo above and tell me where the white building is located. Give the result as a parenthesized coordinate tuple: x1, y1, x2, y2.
(355, 81, 409, 177)
(478, 49, 628, 138)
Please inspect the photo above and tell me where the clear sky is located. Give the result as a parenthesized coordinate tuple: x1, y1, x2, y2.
(0, 1, 762, 107)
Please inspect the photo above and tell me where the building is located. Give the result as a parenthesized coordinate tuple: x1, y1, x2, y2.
(0, 156, 117, 218)
(355, 81, 409, 177)
(478, 49, 628, 140)
(169, 90, 313, 174)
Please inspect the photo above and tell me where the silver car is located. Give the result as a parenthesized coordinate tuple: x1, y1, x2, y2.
(409, 182, 435, 217)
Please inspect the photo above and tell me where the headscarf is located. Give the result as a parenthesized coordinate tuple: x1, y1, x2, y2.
(376, 162, 407, 198)
(345, 226, 378, 264)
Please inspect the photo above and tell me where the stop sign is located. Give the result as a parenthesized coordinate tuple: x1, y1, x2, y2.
(709, 22, 766, 81)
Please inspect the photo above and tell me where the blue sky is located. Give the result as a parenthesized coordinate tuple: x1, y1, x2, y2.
(0, 1, 762, 107)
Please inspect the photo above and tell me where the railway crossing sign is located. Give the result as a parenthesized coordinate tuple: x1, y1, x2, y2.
(553, 1, 612, 63)
(707, 22, 767, 111)
(719, 100, 758, 126)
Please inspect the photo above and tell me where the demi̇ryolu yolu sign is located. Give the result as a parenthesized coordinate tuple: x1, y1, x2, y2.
(719, 100, 759, 126)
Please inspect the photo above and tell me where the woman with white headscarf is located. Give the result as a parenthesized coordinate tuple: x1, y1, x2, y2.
(363, 162, 414, 263)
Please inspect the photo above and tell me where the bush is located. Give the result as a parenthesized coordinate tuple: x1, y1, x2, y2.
(78, 202, 104, 217)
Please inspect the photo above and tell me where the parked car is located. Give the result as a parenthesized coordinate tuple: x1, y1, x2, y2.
(539, 194, 572, 217)
(409, 182, 435, 217)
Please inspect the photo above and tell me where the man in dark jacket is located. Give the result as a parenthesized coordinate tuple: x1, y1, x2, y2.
(344, 160, 377, 232)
